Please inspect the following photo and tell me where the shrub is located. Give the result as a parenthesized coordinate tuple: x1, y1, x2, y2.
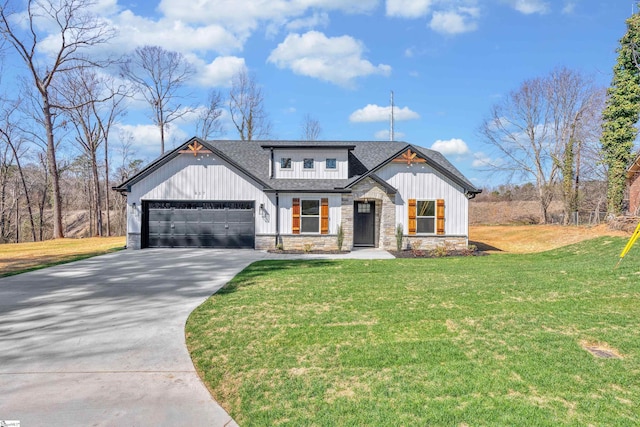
(303, 243, 312, 253)
(410, 240, 423, 256)
(337, 224, 344, 251)
(396, 224, 404, 251)
(430, 244, 449, 258)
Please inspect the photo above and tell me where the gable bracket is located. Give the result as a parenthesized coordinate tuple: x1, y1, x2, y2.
(392, 148, 427, 166)
(178, 141, 212, 157)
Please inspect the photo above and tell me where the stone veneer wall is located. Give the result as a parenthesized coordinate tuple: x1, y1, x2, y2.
(255, 234, 339, 251)
(127, 233, 141, 250)
(341, 194, 354, 249)
(348, 178, 397, 250)
(402, 236, 468, 251)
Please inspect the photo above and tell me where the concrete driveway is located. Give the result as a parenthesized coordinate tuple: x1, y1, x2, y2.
(0, 248, 271, 426)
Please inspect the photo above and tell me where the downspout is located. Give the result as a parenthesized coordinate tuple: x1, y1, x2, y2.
(271, 148, 279, 247)
(275, 192, 280, 247)
(270, 148, 274, 179)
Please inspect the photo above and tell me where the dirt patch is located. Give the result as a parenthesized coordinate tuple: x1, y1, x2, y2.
(390, 249, 487, 258)
(469, 224, 631, 254)
(580, 340, 623, 359)
(268, 250, 350, 254)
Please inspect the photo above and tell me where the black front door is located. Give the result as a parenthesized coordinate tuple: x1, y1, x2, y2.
(353, 201, 375, 247)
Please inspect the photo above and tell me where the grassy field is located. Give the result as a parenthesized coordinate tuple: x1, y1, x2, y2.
(469, 224, 630, 253)
(187, 237, 640, 426)
(0, 236, 126, 277)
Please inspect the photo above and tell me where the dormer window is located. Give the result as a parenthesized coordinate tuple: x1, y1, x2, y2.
(326, 158, 337, 169)
(281, 158, 292, 169)
(303, 158, 314, 169)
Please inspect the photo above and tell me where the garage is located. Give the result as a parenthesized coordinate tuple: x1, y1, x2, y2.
(142, 201, 255, 248)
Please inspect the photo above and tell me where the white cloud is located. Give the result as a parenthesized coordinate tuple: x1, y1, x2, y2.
(286, 12, 330, 31)
(386, 0, 433, 18)
(350, 104, 420, 123)
(504, 0, 550, 15)
(562, 1, 576, 14)
(268, 31, 391, 87)
(195, 56, 246, 87)
(472, 151, 496, 168)
(429, 8, 479, 35)
(115, 123, 189, 158)
(375, 129, 406, 140)
(111, 11, 243, 55)
(430, 138, 470, 156)
(158, 0, 378, 35)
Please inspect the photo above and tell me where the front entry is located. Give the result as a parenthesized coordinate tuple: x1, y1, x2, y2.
(353, 201, 375, 247)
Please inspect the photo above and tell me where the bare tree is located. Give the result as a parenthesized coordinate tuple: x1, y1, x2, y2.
(57, 68, 126, 236)
(195, 89, 224, 140)
(229, 70, 271, 141)
(479, 77, 557, 223)
(0, 0, 115, 239)
(0, 100, 37, 241)
(300, 113, 322, 141)
(121, 45, 195, 154)
(479, 69, 605, 224)
(545, 68, 605, 224)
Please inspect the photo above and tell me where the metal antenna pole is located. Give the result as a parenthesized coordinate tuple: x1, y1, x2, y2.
(390, 90, 394, 141)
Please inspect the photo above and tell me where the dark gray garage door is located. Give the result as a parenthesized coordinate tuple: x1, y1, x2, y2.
(144, 201, 255, 248)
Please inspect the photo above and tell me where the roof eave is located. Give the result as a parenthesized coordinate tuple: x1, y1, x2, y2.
(264, 188, 352, 194)
(111, 137, 273, 192)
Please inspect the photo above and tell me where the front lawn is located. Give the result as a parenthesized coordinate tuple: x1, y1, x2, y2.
(187, 237, 640, 426)
(0, 236, 126, 277)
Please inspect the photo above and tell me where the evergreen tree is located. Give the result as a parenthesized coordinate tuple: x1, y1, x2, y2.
(601, 9, 640, 215)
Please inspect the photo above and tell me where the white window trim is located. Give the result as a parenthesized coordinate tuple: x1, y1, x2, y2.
(325, 158, 338, 172)
(416, 199, 436, 235)
(303, 158, 315, 169)
(280, 157, 292, 169)
(300, 198, 320, 234)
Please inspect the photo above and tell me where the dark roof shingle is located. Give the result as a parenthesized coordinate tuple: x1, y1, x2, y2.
(114, 138, 480, 195)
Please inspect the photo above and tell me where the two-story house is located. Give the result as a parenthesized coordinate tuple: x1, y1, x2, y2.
(114, 138, 481, 251)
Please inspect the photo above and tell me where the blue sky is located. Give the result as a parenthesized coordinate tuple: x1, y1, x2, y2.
(8, 0, 636, 187)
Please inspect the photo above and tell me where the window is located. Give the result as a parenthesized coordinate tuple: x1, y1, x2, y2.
(326, 158, 337, 169)
(417, 200, 435, 233)
(280, 158, 292, 169)
(357, 202, 371, 213)
(303, 158, 314, 169)
(301, 199, 320, 233)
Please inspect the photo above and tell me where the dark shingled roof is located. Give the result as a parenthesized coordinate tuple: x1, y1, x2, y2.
(114, 138, 480, 195)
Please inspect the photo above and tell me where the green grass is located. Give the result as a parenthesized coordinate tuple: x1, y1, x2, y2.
(186, 237, 640, 426)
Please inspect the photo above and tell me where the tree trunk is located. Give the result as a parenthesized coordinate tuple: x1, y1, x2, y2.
(562, 139, 574, 225)
(43, 98, 64, 238)
(13, 151, 37, 242)
(38, 153, 48, 241)
(0, 168, 7, 242)
(91, 151, 103, 236)
(104, 140, 110, 237)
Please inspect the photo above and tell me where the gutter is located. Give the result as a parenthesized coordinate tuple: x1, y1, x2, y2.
(264, 189, 351, 194)
(275, 192, 280, 247)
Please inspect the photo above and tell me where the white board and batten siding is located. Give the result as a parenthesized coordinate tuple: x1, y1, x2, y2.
(274, 149, 348, 179)
(126, 154, 276, 235)
(377, 163, 469, 236)
(279, 194, 342, 234)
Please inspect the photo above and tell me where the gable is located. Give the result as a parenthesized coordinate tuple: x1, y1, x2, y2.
(128, 150, 267, 202)
(114, 138, 479, 198)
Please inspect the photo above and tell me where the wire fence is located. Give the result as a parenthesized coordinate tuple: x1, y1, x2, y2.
(549, 211, 609, 225)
